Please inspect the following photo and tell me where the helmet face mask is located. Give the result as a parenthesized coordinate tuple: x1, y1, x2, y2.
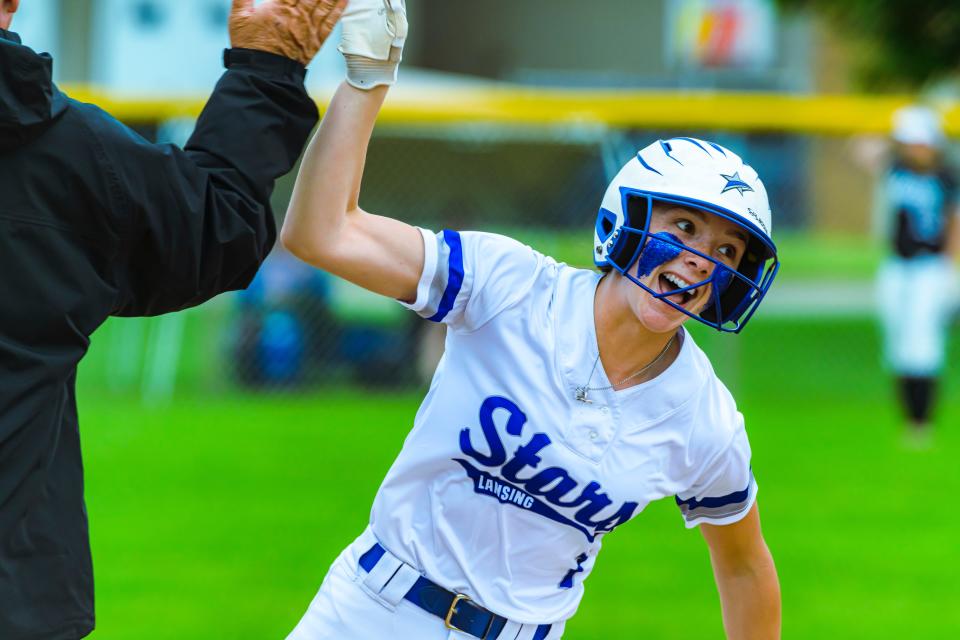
(594, 139, 780, 333)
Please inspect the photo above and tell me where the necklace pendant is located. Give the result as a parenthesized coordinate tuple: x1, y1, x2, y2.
(574, 387, 591, 403)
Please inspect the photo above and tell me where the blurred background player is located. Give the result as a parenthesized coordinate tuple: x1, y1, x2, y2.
(281, 1, 781, 638)
(875, 105, 960, 446)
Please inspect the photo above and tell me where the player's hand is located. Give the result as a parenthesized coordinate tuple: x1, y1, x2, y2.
(339, 0, 407, 89)
(229, 0, 349, 67)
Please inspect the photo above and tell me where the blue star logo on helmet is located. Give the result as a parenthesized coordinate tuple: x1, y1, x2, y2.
(720, 172, 754, 195)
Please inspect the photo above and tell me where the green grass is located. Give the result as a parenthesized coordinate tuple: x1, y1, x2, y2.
(79, 316, 960, 639)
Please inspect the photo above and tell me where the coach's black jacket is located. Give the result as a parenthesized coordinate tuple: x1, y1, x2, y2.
(0, 30, 318, 639)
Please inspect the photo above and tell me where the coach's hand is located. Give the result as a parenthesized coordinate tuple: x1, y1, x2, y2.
(339, 0, 407, 89)
(229, 0, 348, 67)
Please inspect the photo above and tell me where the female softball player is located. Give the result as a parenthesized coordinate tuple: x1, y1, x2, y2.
(281, 2, 781, 638)
(876, 105, 960, 445)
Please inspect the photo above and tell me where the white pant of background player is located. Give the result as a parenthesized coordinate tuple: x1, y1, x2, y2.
(287, 529, 566, 640)
(876, 255, 957, 375)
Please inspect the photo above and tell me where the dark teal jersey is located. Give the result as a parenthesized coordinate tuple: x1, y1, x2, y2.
(885, 161, 958, 258)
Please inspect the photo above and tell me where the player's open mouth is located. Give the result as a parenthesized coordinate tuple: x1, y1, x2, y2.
(658, 272, 697, 306)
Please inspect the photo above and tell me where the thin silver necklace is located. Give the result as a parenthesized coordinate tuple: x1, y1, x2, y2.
(574, 333, 676, 403)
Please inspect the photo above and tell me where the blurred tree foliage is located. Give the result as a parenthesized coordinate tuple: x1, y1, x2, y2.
(778, 0, 960, 90)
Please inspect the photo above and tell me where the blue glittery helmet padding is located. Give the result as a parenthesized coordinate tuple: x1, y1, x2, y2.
(713, 264, 735, 293)
(635, 232, 683, 277)
(634, 231, 736, 298)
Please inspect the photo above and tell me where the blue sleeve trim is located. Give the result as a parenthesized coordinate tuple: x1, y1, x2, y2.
(426, 229, 464, 322)
(675, 483, 750, 510)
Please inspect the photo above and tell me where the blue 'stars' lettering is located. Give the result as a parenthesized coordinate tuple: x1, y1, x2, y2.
(457, 395, 638, 541)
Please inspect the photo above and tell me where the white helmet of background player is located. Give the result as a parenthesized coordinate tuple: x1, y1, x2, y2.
(593, 137, 779, 332)
(891, 105, 944, 148)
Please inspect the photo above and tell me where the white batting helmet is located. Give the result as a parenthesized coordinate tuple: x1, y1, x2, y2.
(593, 137, 779, 332)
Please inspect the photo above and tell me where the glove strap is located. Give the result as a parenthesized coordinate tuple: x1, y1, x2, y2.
(344, 48, 401, 89)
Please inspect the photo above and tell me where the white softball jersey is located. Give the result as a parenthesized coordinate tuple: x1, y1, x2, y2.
(365, 228, 757, 625)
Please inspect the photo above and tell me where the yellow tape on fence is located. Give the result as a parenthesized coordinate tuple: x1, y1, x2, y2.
(62, 84, 960, 136)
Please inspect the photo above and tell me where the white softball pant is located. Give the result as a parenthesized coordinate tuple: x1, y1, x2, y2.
(876, 256, 956, 376)
(286, 529, 565, 640)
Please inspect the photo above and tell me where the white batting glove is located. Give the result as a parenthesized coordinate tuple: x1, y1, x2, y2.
(339, 0, 408, 89)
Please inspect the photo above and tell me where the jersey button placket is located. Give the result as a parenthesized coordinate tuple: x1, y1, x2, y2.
(566, 404, 605, 460)
(591, 397, 618, 453)
(588, 398, 615, 457)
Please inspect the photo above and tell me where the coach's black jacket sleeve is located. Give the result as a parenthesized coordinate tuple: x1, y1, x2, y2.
(0, 31, 320, 640)
(106, 49, 319, 316)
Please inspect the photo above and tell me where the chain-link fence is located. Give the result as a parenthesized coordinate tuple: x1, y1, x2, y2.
(79, 121, 895, 402)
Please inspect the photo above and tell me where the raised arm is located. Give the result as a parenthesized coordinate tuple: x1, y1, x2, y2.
(281, 0, 423, 303)
(700, 502, 782, 639)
